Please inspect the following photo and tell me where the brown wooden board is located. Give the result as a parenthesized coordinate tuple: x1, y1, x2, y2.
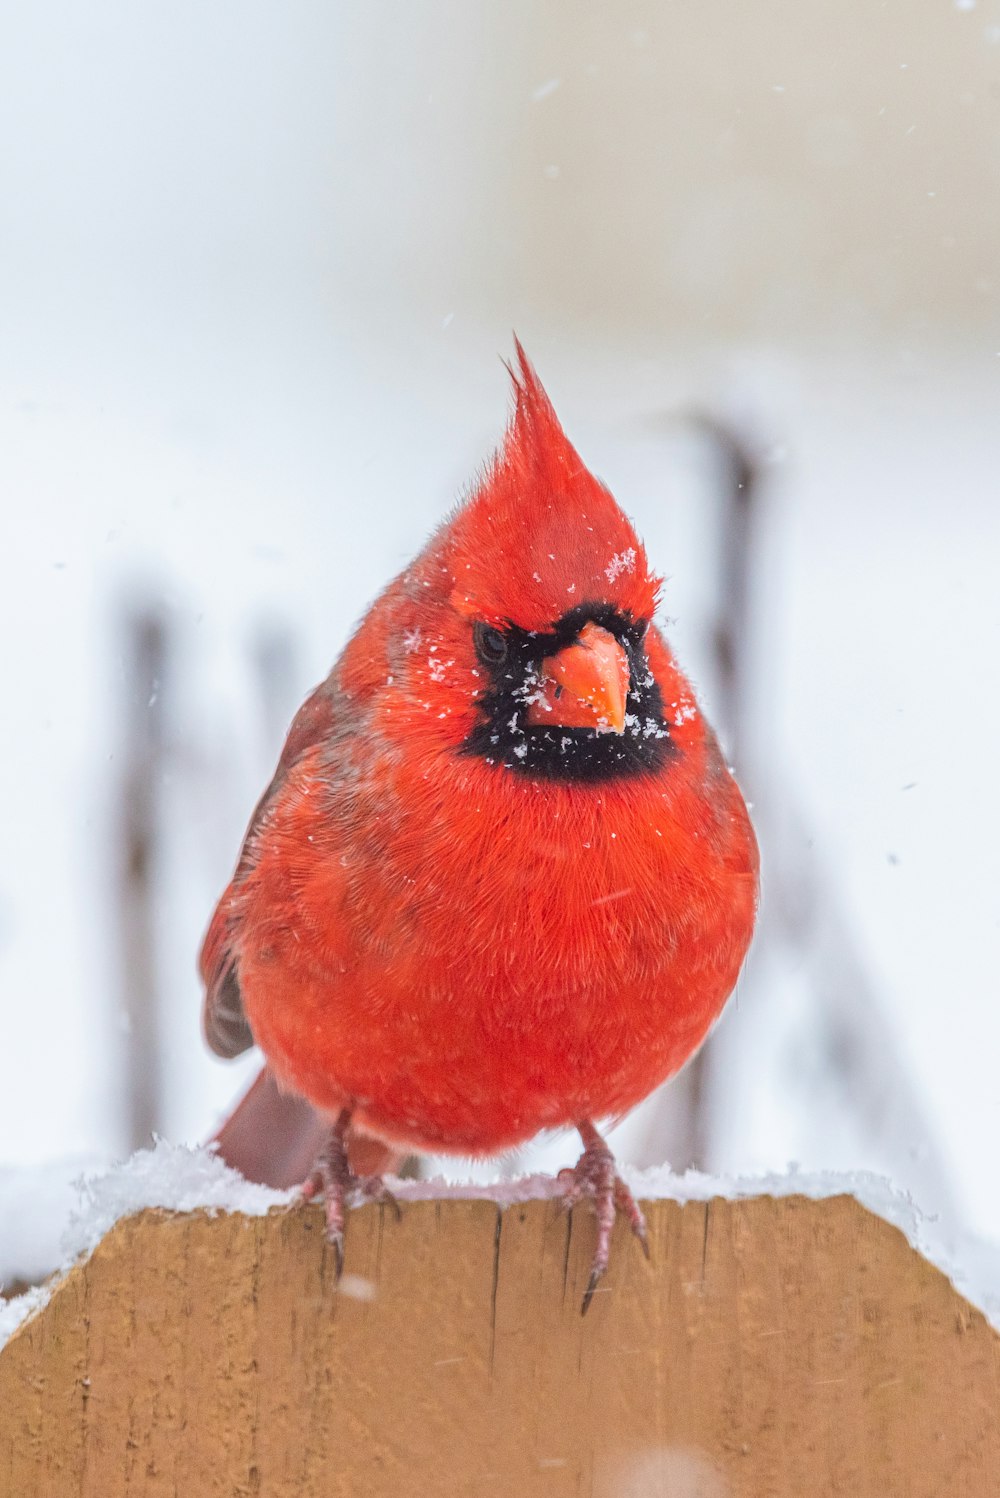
(2, 1194, 999, 1496)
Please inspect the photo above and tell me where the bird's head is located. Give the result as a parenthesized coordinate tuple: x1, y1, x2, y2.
(358, 343, 687, 783)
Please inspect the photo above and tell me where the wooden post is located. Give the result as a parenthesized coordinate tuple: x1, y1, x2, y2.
(2, 1194, 998, 1496)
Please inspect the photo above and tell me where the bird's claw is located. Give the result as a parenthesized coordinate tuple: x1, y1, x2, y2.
(302, 1117, 400, 1280)
(614, 1176, 651, 1260)
(559, 1124, 650, 1314)
(581, 1266, 603, 1317)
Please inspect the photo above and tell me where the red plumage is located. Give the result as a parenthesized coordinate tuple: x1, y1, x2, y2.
(201, 344, 758, 1302)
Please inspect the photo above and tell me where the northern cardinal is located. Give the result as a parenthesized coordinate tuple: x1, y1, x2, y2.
(202, 344, 758, 1310)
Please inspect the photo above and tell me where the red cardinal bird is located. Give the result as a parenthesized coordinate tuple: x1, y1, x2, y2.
(201, 344, 758, 1309)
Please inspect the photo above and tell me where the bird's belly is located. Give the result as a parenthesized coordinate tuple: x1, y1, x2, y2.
(240, 845, 756, 1154)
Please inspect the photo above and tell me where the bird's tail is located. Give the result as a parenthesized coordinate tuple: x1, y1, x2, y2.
(210, 1066, 406, 1188)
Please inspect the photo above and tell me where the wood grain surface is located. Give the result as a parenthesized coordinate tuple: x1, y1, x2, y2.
(2, 1194, 998, 1496)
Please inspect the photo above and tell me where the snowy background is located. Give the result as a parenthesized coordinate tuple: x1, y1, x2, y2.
(1, 2, 999, 1285)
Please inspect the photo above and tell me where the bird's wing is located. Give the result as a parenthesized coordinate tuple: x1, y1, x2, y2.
(200, 679, 338, 1058)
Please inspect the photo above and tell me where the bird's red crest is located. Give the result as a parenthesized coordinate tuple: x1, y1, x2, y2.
(442, 342, 660, 631)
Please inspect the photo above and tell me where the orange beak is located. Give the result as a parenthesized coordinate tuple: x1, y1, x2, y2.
(525, 622, 630, 734)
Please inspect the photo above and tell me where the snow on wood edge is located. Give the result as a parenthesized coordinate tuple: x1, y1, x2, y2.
(2, 1137, 998, 1348)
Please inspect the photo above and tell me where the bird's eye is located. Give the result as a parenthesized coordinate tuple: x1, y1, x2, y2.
(474, 622, 509, 667)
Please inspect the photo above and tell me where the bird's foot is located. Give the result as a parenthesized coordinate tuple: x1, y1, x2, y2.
(301, 1110, 400, 1277)
(557, 1120, 650, 1314)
